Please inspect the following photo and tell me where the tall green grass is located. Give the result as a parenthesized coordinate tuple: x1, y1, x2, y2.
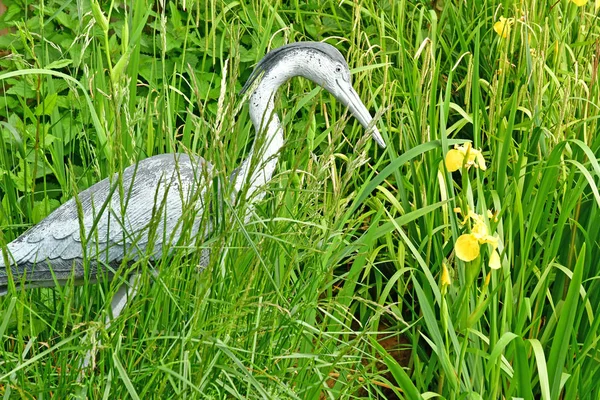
(0, 0, 599, 398)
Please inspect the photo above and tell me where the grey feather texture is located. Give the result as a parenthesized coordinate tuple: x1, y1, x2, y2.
(0, 153, 212, 295)
(240, 42, 348, 95)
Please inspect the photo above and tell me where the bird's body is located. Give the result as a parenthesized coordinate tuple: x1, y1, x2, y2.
(0, 153, 212, 294)
(0, 41, 385, 304)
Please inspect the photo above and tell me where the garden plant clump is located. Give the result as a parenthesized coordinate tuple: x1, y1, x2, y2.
(0, 0, 599, 398)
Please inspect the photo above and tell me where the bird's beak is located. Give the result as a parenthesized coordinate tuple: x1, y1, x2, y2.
(338, 83, 386, 148)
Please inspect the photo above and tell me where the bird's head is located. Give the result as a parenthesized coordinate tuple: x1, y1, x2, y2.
(241, 42, 386, 148)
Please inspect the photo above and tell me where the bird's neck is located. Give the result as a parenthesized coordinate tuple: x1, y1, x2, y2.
(234, 66, 295, 201)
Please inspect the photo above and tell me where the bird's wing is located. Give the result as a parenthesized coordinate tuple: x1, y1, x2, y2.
(0, 153, 212, 291)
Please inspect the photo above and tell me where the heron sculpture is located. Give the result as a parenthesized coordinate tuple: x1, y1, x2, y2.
(0, 42, 385, 361)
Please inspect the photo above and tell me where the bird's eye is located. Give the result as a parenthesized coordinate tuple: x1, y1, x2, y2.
(335, 64, 343, 74)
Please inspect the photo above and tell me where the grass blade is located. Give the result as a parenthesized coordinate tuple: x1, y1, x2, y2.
(547, 244, 586, 400)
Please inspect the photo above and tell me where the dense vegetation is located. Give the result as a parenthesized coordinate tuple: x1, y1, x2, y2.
(0, 0, 599, 398)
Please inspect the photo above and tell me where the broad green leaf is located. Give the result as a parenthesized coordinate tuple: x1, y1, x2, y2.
(35, 93, 59, 116)
(31, 198, 61, 223)
(45, 59, 73, 70)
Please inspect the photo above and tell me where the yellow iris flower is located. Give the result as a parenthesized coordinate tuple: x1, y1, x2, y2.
(441, 262, 452, 287)
(570, 0, 587, 6)
(455, 234, 480, 262)
(493, 16, 514, 39)
(445, 143, 487, 172)
(454, 208, 502, 269)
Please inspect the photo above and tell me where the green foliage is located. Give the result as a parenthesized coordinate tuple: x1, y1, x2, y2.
(1, 0, 599, 398)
